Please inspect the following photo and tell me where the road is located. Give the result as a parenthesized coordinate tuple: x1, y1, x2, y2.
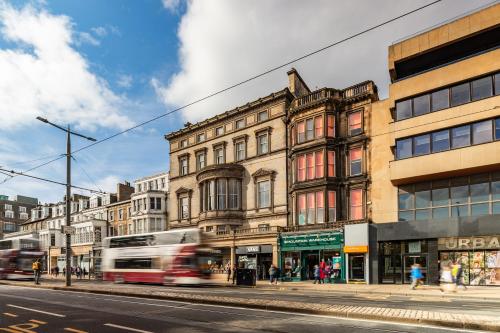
(0, 285, 486, 333)
(62, 281, 500, 317)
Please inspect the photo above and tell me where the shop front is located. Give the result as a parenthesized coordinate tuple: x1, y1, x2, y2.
(236, 245, 273, 280)
(279, 231, 344, 282)
(371, 214, 500, 285)
(344, 223, 369, 283)
(438, 236, 500, 286)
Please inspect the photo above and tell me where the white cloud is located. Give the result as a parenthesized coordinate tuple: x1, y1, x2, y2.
(154, 0, 494, 124)
(0, 3, 133, 131)
(76, 31, 100, 46)
(117, 74, 133, 89)
(91, 26, 107, 37)
(162, 0, 181, 13)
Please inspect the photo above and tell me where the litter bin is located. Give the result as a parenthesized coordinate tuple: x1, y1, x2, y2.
(236, 268, 256, 286)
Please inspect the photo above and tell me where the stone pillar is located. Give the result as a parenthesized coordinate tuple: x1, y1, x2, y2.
(230, 246, 235, 268)
(272, 243, 278, 266)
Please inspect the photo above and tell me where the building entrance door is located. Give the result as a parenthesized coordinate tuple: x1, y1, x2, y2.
(403, 255, 427, 284)
(301, 251, 319, 280)
(349, 255, 365, 281)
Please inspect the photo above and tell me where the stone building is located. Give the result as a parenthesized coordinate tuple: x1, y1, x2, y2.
(0, 194, 38, 239)
(130, 172, 169, 234)
(166, 69, 378, 281)
(370, 3, 500, 285)
(281, 70, 378, 283)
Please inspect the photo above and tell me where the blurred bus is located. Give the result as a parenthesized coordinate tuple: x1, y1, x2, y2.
(102, 228, 214, 285)
(0, 238, 45, 280)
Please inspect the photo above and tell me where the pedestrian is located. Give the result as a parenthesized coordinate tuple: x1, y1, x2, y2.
(274, 265, 280, 285)
(410, 263, 423, 290)
(232, 265, 238, 285)
(226, 263, 231, 282)
(269, 264, 276, 284)
(325, 264, 331, 283)
(453, 261, 467, 290)
(32, 258, 41, 285)
(63, 267, 66, 276)
(76, 266, 81, 279)
(83, 267, 87, 278)
(55, 266, 59, 278)
(313, 265, 321, 284)
(440, 264, 455, 292)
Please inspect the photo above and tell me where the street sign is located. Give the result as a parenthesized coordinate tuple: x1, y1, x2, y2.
(61, 225, 76, 235)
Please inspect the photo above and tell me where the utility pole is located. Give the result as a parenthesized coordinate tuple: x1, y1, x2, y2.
(37, 117, 96, 287)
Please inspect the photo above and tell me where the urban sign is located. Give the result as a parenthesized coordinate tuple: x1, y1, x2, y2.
(280, 231, 343, 250)
(61, 226, 76, 235)
(438, 236, 500, 250)
(246, 246, 260, 253)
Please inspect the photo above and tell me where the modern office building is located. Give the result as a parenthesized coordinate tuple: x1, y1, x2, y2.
(370, 3, 500, 285)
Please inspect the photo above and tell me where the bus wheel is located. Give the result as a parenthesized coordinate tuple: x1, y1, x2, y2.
(114, 275, 124, 284)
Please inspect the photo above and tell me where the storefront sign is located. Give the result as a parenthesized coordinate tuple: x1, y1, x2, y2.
(246, 246, 260, 253)
(343, 245, 368, 253)
(438, 236, 500, 250)
(280, 232, 343, 250)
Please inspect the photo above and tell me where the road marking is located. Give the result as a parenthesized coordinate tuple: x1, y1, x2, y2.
(64, 328, 88, 333)
(2, 313, 17, 317)
(6, 304, 65, 318)
(29, 319, 47, 324)
(104, 323, 153, 333)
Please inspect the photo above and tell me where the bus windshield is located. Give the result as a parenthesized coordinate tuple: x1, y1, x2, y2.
(106, 229, 200, 248)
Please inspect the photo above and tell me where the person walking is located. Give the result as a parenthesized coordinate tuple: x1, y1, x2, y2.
(55, 266, 59, 278)
(32, 258, 42, 285)
(269, 265, 276, 284)
(454, 261, 467, 290)
(226, 263, 231, 283)
(440, 264, 455, 292)
(313, 265, 321, 284)
(232, 265, 238, 285)
(410, 263, 423, 290)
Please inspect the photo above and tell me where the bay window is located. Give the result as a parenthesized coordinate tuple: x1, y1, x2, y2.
(314, 116, 323, 138)
(297, 155, 306, 182)
(200, 178, 242, 212)
(316, 192, 324, 223)
(297, 122, 305, 143)
(306, 119, 314, 141)
(315, 151, 324, 178)
(298, 194, 306, 225)
(327, 151, 335, 177)
(217, 179, 227, 210)
(327, 115, 334, 137)
(296, 190, 330, 225)
(350, 189, 363, 220)
(307, 193, 315, 224)
(328, 191, 336, 222)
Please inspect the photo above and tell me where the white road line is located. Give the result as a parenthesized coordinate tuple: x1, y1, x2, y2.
(7, 304, 66, 317)
(104, 323, 153, 333)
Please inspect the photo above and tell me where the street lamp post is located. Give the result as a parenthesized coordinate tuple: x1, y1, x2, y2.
(36, 117, 96, 287)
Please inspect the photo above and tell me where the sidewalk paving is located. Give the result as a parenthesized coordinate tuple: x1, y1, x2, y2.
(2, 278, 500, 331)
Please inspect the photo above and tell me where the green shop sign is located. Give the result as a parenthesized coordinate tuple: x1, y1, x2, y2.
(280, 231, 343, 251)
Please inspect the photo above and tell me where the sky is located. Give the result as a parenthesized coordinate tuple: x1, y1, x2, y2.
(0, 0, 495, 204)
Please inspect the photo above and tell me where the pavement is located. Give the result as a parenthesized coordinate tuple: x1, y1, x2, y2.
(1, 277, 500, 332)
(0, 284, 495, 333)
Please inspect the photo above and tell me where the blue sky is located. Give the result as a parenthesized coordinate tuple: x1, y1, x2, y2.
(0, 0, 495, 203)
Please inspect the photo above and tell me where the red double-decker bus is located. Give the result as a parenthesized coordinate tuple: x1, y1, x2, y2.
(0, 238, 45, 280)
(102, 228, 214, 285)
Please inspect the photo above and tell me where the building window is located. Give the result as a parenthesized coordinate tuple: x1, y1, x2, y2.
(296, 190, 326, 225)
(118, 209, 123, 220)
(235, 141, 246, 161)
(450, 82, 470, 107)
(215, 126, 224, 136)
(297, 155, 306, 182)
(350, 189, 363, 220)
(297, 194, 306, 225)
(472, 120, 492, 144)
(196, 152, 206, 171)
(206, 226, 213, 232)
(432, 130, 450, 152)
(156, 197, 161, 210)
(257, 180, 270, 208)
(471, 76, 493, 101)
(235, 118, 245, 129)
(306, 118, 314, 141)
(109, 211, 114, 221)
(180, 157, 189, 176)
(314, 116, 323, 138)
(257, 110, 268, 122)
(200, 178, 241, 212)
(4, 204, 12, 211)
(180, 139, 188, 148)
(296, 150, 324, 182)
(3, 222, 15, 232)
(328, 191, 336, 222)
(348, 111, 362, 136)
(4, 211, 14, 219)
(20, 212, 28, 220)
(315, 151, 324, 178)
(150, 197, 155, 210)
(395, 118, 499, 160)
(327, 115, 335, 137)
(179, 197, 189, 219)
(217, 179, 227, 210)
(19, 206, 26, 213)
(257, 132, 268, 155)
(297, 121, 305, 143)
(431, 89, 449, 112)
(451, 125, 471, 148)
(197, 133, 206, 143)
(214, 146, 225, 164)
(413, 94, 430, 116)
(396, 99, 412, 121)
(349, 147, 362, 176)
(316, 191, 324, 223)
(398, 172, 500, 220)
(327, 151, 335, 177)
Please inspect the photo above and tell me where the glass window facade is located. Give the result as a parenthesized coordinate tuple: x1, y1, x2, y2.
(398, 172, 500, 221)
(200, 178, 242, 212)
(395, 117, 500, 159)
(297, 190, 334, 225)
(395, 72, 498, 121)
